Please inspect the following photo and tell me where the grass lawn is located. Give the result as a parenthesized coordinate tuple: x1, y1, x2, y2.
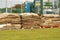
(0, 28, 60, 40)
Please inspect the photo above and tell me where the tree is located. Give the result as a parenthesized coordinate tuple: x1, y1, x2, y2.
(12, 4, 21, 8)
(12, 4, 25, 13)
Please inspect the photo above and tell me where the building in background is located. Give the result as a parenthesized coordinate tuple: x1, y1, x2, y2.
(43, 0, 53, 14)
(43, 0, 59, 15)
(0, 0, 60, 15)
(34, 0, 43, 15)
(53, 0, 59, 14)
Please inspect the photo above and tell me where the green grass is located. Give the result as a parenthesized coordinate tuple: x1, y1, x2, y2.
(0, 28, 60, 40)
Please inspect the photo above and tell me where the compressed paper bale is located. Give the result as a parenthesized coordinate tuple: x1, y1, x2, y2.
(0, 14, 21, 24)
(21, 14, 42, 29)
(58, 25, 60, 28)
(41, 21, 60, 28)
(5, 18, 21, 24)
(40, 24, 52, 28)
(0, 13, 19, 18)
(22, 26, 31, 29)
(0, 24, 6, 29)
(42, 17, 60, 28)
(0, 18, 7, 24)
(11, 24, 21, 29)
(22, 25, 40, 29)
(20, 13, 38, 16)
(5, 15, 19, 18)
(0, 13, 21, 30)
(31, 23, 41, 28)
(22, 25, 34, 29)
(3, 24, 21, 30)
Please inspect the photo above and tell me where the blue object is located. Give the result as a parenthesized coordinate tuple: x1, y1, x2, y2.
(26, 2, 31, 13)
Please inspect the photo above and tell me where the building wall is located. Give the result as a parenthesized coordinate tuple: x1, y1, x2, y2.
(43, 0, 59, 14)
(34, 0, 43, 15)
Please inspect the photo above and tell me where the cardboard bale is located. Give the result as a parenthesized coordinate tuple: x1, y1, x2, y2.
(21, 14, 42, 29)
(41, 17, 60, 28)
(0, 13, 21, 30)
(3, 24, 21, 30)
(5, 18, 21, 24)
(0, 18, 7, 24)
(0, 13, 21, 24)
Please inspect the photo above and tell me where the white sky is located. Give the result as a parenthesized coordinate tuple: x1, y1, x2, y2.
(0, 0, 56, 8)
(0, 0, 34, 8)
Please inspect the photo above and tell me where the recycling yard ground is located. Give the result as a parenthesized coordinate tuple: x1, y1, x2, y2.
(0, 28, 60, 40)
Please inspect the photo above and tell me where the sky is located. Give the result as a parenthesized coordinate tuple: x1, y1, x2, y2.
(0, 0, 34, 8)
(0, 0, 57, 8)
